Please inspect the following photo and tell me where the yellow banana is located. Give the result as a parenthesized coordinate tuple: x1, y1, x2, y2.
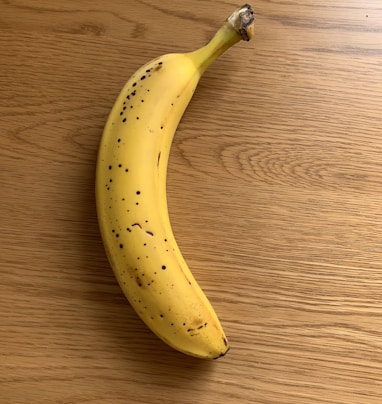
(96, 4, 255, 359)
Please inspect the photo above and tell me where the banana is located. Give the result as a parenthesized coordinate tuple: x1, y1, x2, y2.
(96, 4, 254, 359)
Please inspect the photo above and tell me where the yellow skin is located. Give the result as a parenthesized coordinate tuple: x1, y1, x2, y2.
(96, 5, 254, 359)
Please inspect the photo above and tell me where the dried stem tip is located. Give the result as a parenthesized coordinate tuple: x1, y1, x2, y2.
(226, 4, 255, 41)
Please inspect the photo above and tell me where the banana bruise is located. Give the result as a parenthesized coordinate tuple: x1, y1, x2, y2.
(96, 5, 254, 359)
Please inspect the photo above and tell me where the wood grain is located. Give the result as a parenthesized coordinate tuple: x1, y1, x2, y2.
(1, 0, 382, 403)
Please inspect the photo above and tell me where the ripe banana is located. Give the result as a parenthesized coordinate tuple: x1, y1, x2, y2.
(96, 4, 254, 359)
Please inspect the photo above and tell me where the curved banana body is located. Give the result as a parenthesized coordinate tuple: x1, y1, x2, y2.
(96, 5, 254, 359)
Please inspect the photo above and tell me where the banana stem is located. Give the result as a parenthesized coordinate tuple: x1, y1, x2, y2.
(188, 4, 255, 73)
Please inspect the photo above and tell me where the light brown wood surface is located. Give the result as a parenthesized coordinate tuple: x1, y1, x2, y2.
(2, 1, 382, 403)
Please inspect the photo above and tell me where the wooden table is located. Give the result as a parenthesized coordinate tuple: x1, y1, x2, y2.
(2, 1, 382, 403)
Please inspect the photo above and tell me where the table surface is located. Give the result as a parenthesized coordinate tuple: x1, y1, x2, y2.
(2, 1, 382, 403)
